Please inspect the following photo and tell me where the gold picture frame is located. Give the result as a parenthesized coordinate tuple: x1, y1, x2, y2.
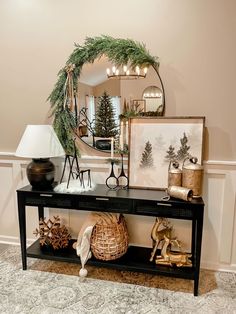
(132, 99, 146, 113)
(128, 116, 205, 190)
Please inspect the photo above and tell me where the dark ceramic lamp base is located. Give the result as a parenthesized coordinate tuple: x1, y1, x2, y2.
(27, 158, 55, 189)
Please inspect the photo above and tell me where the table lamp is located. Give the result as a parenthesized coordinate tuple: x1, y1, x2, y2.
(15, 125, 65, 189)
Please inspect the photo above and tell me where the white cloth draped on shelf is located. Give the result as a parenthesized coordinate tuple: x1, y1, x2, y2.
(73, 212, 120, 277)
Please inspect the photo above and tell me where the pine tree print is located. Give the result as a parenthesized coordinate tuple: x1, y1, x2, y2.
(140, 141, 154, 168)
(165, 145, 177, 162)
(176, 132, 190, 161)
(95, 91, 118, 137)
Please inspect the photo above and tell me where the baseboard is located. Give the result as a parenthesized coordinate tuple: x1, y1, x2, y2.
(0, 235, 35, 247)
(201, 260, 236, 273)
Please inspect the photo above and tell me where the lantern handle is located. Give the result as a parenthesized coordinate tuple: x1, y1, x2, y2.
(183, 156, 198, 168)
(168, 160, 179, 171)
(183, 156, 190, 168)
(189, 156, 198, 164)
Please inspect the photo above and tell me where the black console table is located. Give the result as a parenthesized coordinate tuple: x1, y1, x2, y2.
(17, 184, 204, 296)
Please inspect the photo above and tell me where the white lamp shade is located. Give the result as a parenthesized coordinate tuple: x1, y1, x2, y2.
(15, 125, 65, 158)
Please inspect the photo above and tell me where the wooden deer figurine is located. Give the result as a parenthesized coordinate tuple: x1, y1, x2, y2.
(156, 235, 192, 267)
(150, 217, 172, 262)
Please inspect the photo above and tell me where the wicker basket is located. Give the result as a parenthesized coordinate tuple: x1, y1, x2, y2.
(90, 215, 129, 261)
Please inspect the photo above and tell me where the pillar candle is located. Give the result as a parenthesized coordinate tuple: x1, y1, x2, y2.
(120, 121, 124, 150)
(111, 137, 114, 159)
(125, 121, 129, 145)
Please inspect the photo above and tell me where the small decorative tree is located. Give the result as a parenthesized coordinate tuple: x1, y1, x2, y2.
(95, 91, 118, 138)
(176, 133, 190, 161)
(140, 141, 154, 168)
(165, 145, 177, 162)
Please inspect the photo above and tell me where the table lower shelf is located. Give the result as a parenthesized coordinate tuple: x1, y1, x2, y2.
(27, 239, 195, 280)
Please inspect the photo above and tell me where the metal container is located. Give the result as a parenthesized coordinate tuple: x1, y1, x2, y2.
(168, 161, 182, 187)
(167, 185, 193, 201)
(182, 157, 203, 198)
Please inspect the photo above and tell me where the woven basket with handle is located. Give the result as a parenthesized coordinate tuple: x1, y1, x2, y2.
(90, 214, 129, 261)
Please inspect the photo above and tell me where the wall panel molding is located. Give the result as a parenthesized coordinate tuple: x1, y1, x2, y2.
(205, 160, 236, 167)
(0, 153, 236, 272)
(1, 152, 235, 167)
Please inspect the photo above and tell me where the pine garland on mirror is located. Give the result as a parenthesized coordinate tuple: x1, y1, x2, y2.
(48, 35, 161, 154)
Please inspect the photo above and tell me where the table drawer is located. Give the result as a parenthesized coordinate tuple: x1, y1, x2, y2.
(25, 194, 72, 208)
(78, 196, 130, 213)
(134, 199, 193, 218)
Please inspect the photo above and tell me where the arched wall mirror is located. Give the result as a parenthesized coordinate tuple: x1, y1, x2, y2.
(48, 36, 165, 156)
(142, 86, 163, 112)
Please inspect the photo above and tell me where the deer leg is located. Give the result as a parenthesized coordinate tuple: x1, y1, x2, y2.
(150, 240, 160, 262)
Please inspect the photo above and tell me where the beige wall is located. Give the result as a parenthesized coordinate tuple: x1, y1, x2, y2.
(78, 82, 93, 109)
(93, 79, 120, 98)
(0, 0, 236, 161)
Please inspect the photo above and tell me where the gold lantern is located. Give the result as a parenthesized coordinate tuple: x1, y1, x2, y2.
(168, 161, 182, 187)
(182, 157, 203, 198)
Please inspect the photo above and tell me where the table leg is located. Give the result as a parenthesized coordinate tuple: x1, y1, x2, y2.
(17, 193, 27, 270)
(191, 219, 196, 266)
(194, 213, 204, 296)
(38, 205, 44, 221)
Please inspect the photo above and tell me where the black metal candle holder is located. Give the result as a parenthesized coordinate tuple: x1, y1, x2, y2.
(105, 155, 129, 190)
(117, 153, 129, 189)
(105, 160, 119, 190)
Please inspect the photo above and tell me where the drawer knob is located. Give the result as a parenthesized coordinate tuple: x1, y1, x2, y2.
(96, 197, 109, 201)
(157, 202, 172, 207)
(40, 194, 53, 197)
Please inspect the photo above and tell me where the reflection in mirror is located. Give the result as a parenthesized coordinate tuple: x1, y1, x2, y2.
(142, 86, 163, 113)
(78, 57, 121, 152)
(49, 36, 166, 156)
(77, 56, 164, 153)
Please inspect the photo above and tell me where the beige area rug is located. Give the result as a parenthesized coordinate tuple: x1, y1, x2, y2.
(0, 245, 235, 313)
(31, 258, 217, 295)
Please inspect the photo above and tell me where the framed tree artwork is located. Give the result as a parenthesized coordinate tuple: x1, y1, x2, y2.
(132, 99, 146, 113)
(128, 116, 205, 189)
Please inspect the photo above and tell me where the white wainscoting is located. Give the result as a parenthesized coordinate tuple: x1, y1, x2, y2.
(0, 153, 235, 272)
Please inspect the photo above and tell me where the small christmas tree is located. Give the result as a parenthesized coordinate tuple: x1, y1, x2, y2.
(176, 133, 190, 161)
(95, 91, 118, 137)
(140, 141, 154, 168)
(165, 145, 177, 162)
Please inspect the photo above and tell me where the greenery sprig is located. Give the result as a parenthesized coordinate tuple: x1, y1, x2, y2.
(48, 35, 159, 154)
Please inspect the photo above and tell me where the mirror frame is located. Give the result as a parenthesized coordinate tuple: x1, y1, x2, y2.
(48, 35, 165, 155)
